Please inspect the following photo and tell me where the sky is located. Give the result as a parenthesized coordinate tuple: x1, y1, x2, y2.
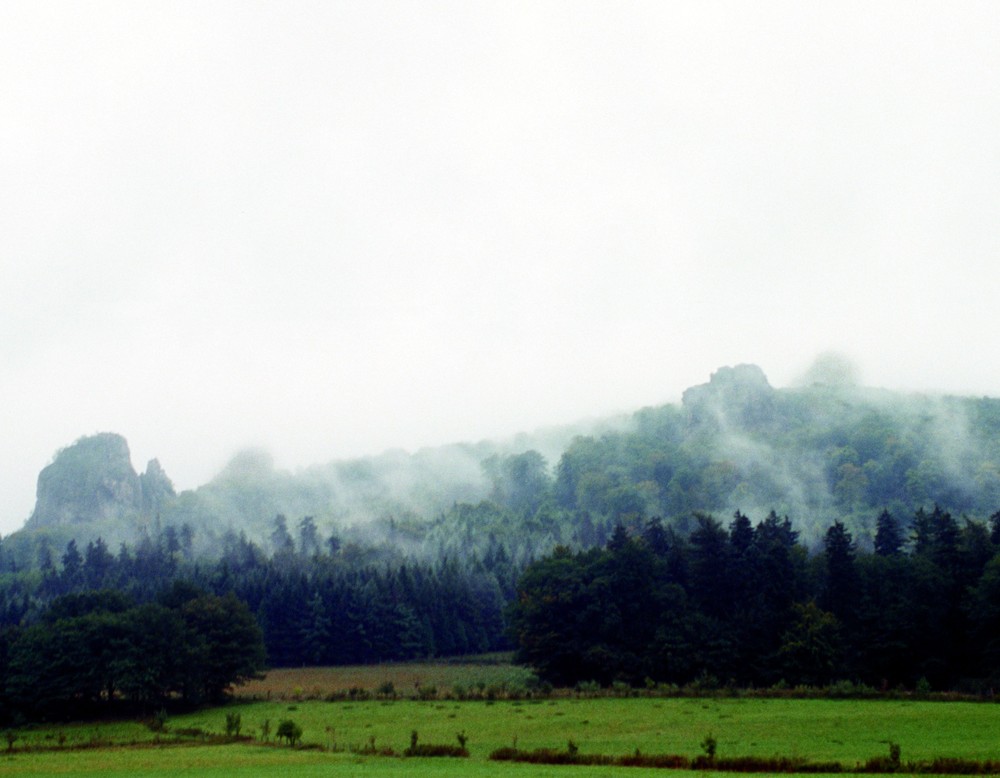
(2, 1, 999, 535)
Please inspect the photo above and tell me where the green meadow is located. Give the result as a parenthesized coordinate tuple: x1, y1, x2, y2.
(7, 696, 1000, 776)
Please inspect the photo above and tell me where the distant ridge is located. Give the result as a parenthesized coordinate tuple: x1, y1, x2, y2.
(11, 365, 1000, 560)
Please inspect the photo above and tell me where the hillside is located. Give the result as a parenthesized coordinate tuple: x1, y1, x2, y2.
(6, 364, 1000, 565)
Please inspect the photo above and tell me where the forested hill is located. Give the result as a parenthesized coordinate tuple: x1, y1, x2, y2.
(7, 363, 1000, 567)
(556, 363, 1000, 548)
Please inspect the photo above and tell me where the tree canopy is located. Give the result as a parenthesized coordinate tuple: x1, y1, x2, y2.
(509, 507, 1000, 692)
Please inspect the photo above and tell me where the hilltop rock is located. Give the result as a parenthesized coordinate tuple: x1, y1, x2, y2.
(27, 433, 173, 528)
(140, 458, 176, 513)
(682, 364, 776, 431)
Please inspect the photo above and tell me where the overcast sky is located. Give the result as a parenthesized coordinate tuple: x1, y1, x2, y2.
(2, 2, 999, 535)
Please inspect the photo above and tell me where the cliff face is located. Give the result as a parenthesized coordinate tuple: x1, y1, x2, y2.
(27, 433, 174, 528)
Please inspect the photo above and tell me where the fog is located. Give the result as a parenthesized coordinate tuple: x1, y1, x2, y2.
(3, 2, 1000, 535)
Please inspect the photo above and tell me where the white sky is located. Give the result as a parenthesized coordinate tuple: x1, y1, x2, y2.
(2, 1, 999, 535)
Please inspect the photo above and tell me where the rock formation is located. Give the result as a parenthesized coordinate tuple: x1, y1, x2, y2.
(27, 433, 174, 528)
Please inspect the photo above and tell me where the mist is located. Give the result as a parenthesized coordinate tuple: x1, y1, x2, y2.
(3, 3, 1000, 536)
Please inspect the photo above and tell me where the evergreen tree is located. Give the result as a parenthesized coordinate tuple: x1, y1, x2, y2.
(60, 540, 83, 592)
(874, 509, 904, 556)
(269, 514, 295, 557)
(821, 520, 858, 623)
(298, 516, 321, 558)
(729, 510, 754, 555)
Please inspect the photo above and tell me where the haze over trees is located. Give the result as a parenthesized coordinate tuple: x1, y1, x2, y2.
(4, 364, 1000, 723)
(9, 364, 1000, 566)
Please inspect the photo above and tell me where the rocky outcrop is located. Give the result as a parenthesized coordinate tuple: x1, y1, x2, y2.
(27, 433, 174, 528)
(140, 457, 176, 513)
(681, 363, 777, 432)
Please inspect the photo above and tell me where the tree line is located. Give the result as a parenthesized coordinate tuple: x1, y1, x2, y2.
(0, 584, 264, 723)
(508, 507, 1000, 692)
(6, 498, 1000, 728)
(0, 517, 516, 716)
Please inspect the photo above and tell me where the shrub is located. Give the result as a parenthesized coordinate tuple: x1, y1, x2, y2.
(688, 671, 720, 692)
(487, 747, 618, 767)
(147, 708, 168, 733)
(575, 680, 601, 696)
(405, 743, 469, 757)
(860, 742, 903, 773)
(225, 712, 242, 737)
(618, 752, 689, 768)
(276, 719, 303, 746)
(924, 757, 1000, 774)
(694, 754, 843, 772)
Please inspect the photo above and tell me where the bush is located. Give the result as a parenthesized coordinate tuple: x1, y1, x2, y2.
(700, 732, 717, 759)
(692, 754, 843, 772)
(224, 712, 241, 737)
(617, 752, 689, 768)
(276, 719, 302, 746)
(575, 680, 601, 696)
(489, 746, 610, 765)
(147, 708, 168, 733)
(405, 743, 469, 757)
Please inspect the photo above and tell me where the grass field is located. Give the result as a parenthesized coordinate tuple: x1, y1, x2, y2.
(2, 747, 684, 778)
(173, 696, 1000, 762)
(7, 662, 1000, 776)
